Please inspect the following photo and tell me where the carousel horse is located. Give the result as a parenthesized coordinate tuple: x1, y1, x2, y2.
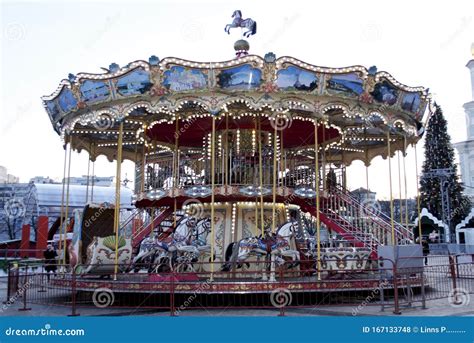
(224, 10, 257, 38)
(221, 221, 300, 280)
(133, 216, 198, 272)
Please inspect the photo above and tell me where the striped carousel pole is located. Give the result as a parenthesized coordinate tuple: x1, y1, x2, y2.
(113, 121, 124, 280)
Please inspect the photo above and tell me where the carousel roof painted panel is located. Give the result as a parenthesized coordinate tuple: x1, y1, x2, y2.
(41, 54, 431, 165)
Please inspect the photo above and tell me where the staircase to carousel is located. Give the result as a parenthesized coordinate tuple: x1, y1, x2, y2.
(295, 184, 414, 260)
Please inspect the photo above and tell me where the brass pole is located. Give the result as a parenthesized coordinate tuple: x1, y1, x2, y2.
(63, 139, 72, 266)
(210, 115, 216, 278)
(90, 143, 95, 203)
(258, 117, 264, 236)
(58, 142, 68, 260)
(397, 151, 403, 225)
(272, 119, 277, 232)
(113, 121, 124, 280)
(387, 131, 395, 245)
(403, 136, 409, 229)
(85, 144, 91, 203)
(174, 117, 179, 228)
(140, 144, 146, 194)
(415, 143, 423, 244)
(315, 122, 321, 280)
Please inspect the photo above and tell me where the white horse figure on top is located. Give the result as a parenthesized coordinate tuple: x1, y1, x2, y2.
(224, 10, 257, 38)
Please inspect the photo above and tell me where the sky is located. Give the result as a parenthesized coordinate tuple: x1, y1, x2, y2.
(1, 0, 473, 200)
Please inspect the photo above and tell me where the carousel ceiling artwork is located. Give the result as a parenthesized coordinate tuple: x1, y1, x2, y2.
(41, 9, 431, 167)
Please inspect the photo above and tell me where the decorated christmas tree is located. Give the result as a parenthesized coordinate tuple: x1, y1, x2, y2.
(419, 104, 471, 229)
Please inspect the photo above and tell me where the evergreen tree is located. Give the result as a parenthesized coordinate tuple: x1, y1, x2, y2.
(419, 104, 470, 229)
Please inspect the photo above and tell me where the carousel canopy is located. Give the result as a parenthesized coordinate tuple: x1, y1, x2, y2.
(41, 53, 430, 166)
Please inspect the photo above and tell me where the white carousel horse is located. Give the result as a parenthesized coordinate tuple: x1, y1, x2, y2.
(133, 216, 197, 272)
(224, 10, 257, 38)
(221, 221, 300, 281)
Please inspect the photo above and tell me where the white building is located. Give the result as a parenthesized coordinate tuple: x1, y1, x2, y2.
(455, 45, 474, 201)
(0, 166, 19, 183)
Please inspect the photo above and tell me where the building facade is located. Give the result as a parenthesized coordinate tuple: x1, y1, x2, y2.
(455, 45, 474, 200)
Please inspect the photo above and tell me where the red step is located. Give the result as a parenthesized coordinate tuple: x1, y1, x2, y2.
(132, 207, 174, 248)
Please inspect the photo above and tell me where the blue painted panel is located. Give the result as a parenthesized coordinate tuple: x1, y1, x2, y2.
(276, 66, 318, 91)
(217, 64, 261, 90)
(116, 69, 152, 96)
(163, 66, 207, 91)
(80, 80, 110, 103)
(57, 88, 78, 112)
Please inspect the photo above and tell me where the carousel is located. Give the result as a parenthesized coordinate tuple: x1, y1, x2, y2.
(40, 11, 430, 297)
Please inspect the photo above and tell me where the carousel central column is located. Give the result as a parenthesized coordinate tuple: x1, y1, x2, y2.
(113, 120, 124, 280)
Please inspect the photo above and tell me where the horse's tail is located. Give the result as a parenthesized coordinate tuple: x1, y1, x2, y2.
(221, 242, 235, 271)
(252, 21, 257, 35)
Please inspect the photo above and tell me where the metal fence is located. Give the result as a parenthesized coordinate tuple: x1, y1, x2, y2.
(3, 255, 473, 316)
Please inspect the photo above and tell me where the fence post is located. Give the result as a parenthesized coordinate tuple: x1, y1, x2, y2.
(170, 269, 176, 316)
(18, 264, 31, 312)
(4, 263, 11, 304)
(420, 267, 426, 309)
(68, 268, 79, 316)
(392, 260, 401, 315)
(448, 255, 458, 292)
(278, 267, 285, 317)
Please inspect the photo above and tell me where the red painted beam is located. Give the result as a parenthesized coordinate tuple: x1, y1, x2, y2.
(20, 224, 30, 258)
(36, 216, 49, 258)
